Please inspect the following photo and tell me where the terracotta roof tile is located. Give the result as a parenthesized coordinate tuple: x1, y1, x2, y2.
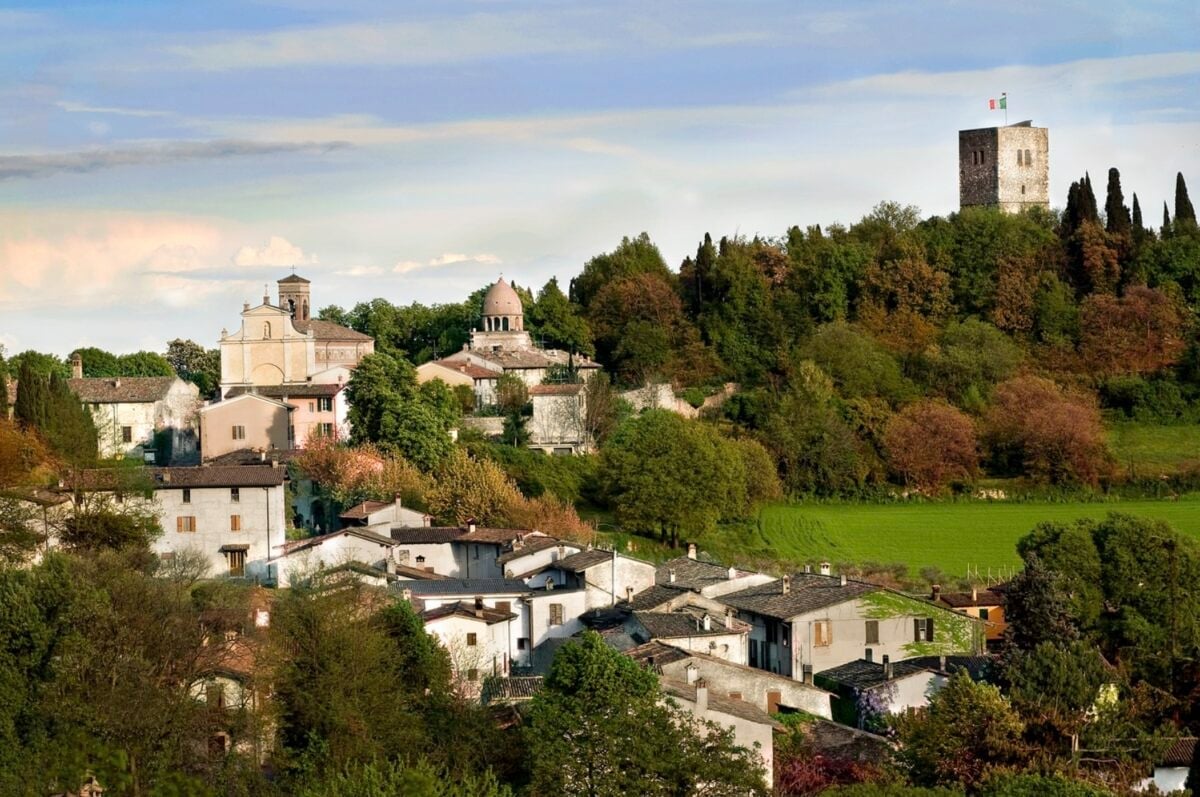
(291, 318, 373, 341)
(529, 383, 584, 396)
(68, 376, 184, 404)
(226, 383, 344, 399)
(421, 601, 517, 625)
(69, 464, 285, 491)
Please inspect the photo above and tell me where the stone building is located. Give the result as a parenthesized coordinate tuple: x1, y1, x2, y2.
(959, 120, 1049, 213)
(218, 275, 372, 445)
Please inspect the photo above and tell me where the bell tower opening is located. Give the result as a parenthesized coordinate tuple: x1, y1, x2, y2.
(277, 273, 312, 322)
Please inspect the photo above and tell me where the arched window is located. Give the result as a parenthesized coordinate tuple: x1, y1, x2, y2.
(501, 316, 509, 331)
(263, 322, 271, 338)
(1024, 149, 1032, 165)
(1016, 150, 1023, 165)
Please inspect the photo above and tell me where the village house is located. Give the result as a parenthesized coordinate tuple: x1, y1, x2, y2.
(273, 526, 401, 587)
(199, 392, 292, 461)
(338, 496, 431, 533)
(498, 536, 585, 580)
(816, 654, 994, 728)
(527, 383, 588, 454)
(522, 548, 657, 610)
(719, 566, 985, 681)
(654, 546, 777, 599)
(390, 523, 552, 579)
(932, 583, 1008, 647)
(68, 354, 201, 462)
(64, 464, 288, 581)
(218, 275, 373, 444)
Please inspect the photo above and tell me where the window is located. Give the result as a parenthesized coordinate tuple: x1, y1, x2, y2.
(318, 423, 334, 437)
(230, 487, 240, 503)
(865, 620, 879, 645)
(467, 668, 479, 682)
(206, 683, 226, 709)
(228, 550, 246, 577)
(1016, 149, 1023, 165)
(467, 632, 478, 646)
(182, 488, 191, 504)
(813, 620, 832, 647)
(1024, 148, 1032, 165)
(415, 555, 426, 564)
(232, 425, 245, 440)
(1021, 184, 1026, 195)
(517, 638, 528, 650)
(177, 516, 197, 533)
(121, 426, 133, 443)
(308, 402, 315, 413)
(914, 618, 935, 642)
(979, 608, 990, 621)
(318, 397, 333, 412)
(230, 515, 242, 532)
(549, 603, 563, 626)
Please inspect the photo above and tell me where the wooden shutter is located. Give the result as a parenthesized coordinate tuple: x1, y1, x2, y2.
(926, 618, 935, 642)
(176, 516, 183, 533)
(914, 618, 922, 642)
(865, 620, 879, 644)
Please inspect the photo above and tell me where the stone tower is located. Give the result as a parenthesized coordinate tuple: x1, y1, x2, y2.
(959, 120, 1049, 213)
(277, 274, 311, 322)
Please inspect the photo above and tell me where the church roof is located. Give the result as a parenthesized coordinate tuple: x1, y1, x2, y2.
(278, 274, 311, 284)
(291, 318, 373, 342)
(483, 278, 522, 317)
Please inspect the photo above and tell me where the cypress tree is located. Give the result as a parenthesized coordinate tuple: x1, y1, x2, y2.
(1132, 193, 1144, 232)
(1176, 172, 1197, 226)
(1163, 202, 1173, 238)
(0, 369, 7, 420)
(1104, 167, 1131, 235)
(45, 371, 97, 465)
(13, 361, 47, 430)
(1082, 172, 1099, 222)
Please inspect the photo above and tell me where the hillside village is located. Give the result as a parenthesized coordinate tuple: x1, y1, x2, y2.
(4, 104, 1200, 793)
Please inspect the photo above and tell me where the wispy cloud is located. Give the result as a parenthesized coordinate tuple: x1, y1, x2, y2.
(334, 265, 384, 277)
(394, 252, 501, 274)
(0, 139, 349, 181)
(56, 100, 174, 118)
(234, 236, 316, 268)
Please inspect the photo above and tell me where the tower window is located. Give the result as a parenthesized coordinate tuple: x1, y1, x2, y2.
(1025, 149, 1032, 165)
(1016, 150, 1023, 165)
(501, 316, 509, 331)
(1021, 184, 1026, 195)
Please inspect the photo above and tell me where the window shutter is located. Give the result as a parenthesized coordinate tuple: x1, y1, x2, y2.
(914, 618, 922, 642)
(176, 516, 183, 533)
(926, 618, 935, 642)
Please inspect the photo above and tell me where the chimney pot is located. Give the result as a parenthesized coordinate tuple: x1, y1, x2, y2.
(840, 574, 847, 587)
(932, 584, 941, 600)
(804, 564, 811, 574)
(668, 568, 676, 584)
(724, 607, 734, 629)
(727, 566, 736, 580)
(782, 575, 791, 595)
(467, 519, 477, 534)
(703, 614, 711, 631)
(883, 654, 893, 680)
(939, 654, 947, 672)
(687, 543, 697, 560)
(971, 587, 978, 602)
(694, 678, 708, 713)
(819, 561, 831, 576)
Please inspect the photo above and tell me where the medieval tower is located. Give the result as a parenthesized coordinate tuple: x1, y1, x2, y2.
(959, 120, 1049, 213)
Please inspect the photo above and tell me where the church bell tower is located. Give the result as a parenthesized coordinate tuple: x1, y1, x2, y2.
(277, 274, 311, 322)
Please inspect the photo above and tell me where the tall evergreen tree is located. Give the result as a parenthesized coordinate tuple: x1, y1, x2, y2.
(1104, 167, 1131, 236)
(1132, 193, 1144, 232)
(1163, 202, 1173, 238)
(1176, 172, 1197, 226)
(0, 370, 7, 420)
(1082, 172, 1099, 222)
(13, 361, 47, 430)
(44, 372, 97, 466)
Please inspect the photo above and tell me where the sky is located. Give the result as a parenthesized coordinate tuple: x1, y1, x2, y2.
(0, 0, 1198, 355)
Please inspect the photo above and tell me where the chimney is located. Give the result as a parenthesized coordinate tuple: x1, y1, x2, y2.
(694, 678, 708, 714)
(401, 587, 413, 602)
(686, 663, 699, 684)
(727, 566, 736, 580)
(724, 607, 734, 629)
(556, 544, 565, 560)
(819, 561, 831, 576)
(687, 543, 697, 560)
(475, 608, 484, 618)
(939, 654, 947, 672)
(668, 568, 676, 584)
(71, 353, 83, 379)
(467, 519, 477, 534)
(625, 586, 634, 601)
(931, 584, 941, 601)
(781, 575, 791, 595)
(840, 574, 847, 587)
(545, 580, 555, 591)
(883, 655, 893, 680)
(703, 614, 712, 631)
(802, 663, 813, 683)
(971, 587, 978, 602)
(474, 597, 484, 610)
(804, 564, 811, 574)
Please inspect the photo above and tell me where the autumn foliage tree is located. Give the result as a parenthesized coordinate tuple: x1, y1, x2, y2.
(985, 376, 1111, 485)
(884, 400, 978, 494)
(1078, 286, 1187, 376)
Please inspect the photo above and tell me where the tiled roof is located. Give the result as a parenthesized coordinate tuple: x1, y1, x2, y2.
(905, 655, 996, 681)
(816, 659, 931, 691)
(459, 527, 533, 544)
(339, 500, 391, 520)
(495, 536, 564, 565)
(276, 527, 396, 555)
(721, 573, 876, 620)
(278, 274, 310, 284)
(391, 527, 466, 544)
(625, 640, 692, 669)
(482, 675, 543, 703)
(292, 318, 374, 342)
(937, 590, 1006, 608)
(1159, 737, 1197, 767)
(555, 549, 618, 572)
(634, 611, 744, 639)
(68, 376, 181, 404)
(529, 383, 583, 396)
(200, 392, 292, 411)
(69, 464, 285, 491)
(397, 578, 534, 597)
(423, 359, 501, 380)
(627, 584, 687, 611)
(203, 448, 297, 466)
(226, 383, 344, 399)
(421, 601, 516, 625)
(469, 348, 600, 371)
(661, 678, 781, 728)
(656, 557, 748, 591)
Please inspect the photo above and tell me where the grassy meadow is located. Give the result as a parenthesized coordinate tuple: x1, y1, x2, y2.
(757, 497, 1200, 578)
(1108, 422, 1200, 477)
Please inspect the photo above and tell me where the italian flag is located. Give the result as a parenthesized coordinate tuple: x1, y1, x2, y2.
(989, 95, 1007, 110)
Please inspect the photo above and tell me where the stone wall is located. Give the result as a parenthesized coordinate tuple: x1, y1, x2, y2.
(960, 123, 1049, 213)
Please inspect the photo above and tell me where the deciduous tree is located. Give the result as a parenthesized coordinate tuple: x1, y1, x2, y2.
(884, 400, 978, 494)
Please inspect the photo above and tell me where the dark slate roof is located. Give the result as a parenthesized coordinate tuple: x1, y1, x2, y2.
(661, 679, 781, 728)
(816, 659, 931, 691)
(905, 655, 997, 682)
(555, 549, 617, 572)
(277, 527, 396, 555)
(721, 573, 877, 620)
(495, 536, 563, 565)
(391, 526, 466, 544)
(1159, 738, 1197, 767)
(635, 611, 744, 639)
(937, 590, 1006, 608)
(292, 318, 373, 341)
(656, 556, 747, 591)
(627, 584, 687, 611)
(482, 676, 543, 704)
(278, 274, 310, 284)
(398, 578, 534, 597)
(226, 383, 343, 399)
(421, 601, 516, 625)
(68, 376, 181, 404)
(70, 464, 285, 491)
(625, 640, 694, 669)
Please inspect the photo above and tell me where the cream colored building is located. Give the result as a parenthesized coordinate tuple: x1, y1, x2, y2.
(218, 275, 372, 444)
(199, 393, 292, 461)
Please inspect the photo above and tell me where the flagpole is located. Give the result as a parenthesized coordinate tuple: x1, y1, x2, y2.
(1003, 92, 1008, 125)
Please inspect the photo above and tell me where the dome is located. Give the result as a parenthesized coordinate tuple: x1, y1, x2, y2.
(482, 278, 523, 318)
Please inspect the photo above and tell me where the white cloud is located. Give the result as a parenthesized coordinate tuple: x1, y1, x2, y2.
(333, 265, 383, 277)
(56, 100, 173, 118)
(233, 235, 316, 267)
(393, 252, 501, 274)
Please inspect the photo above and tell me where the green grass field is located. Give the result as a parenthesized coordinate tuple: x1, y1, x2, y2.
(1108, 422, 1200, 476)
(758, 497, 1200, 578)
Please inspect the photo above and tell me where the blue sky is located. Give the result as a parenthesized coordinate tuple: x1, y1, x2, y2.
(1, 1, 1198, 354)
